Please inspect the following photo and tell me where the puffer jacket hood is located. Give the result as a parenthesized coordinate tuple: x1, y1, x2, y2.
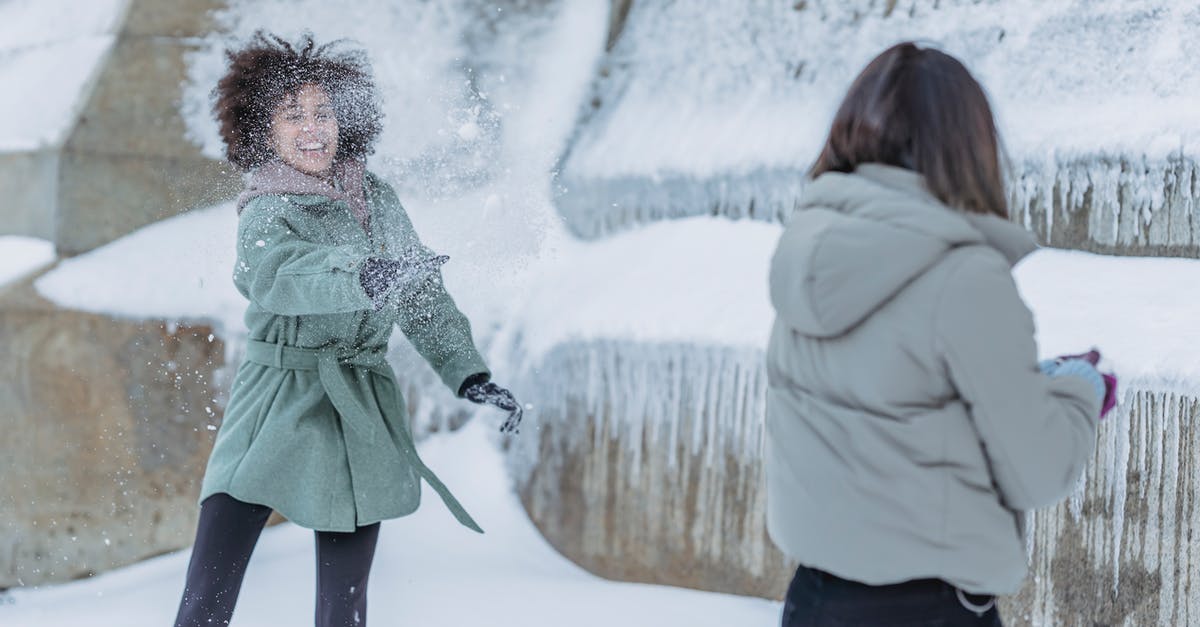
(769, 163, 1037, 338)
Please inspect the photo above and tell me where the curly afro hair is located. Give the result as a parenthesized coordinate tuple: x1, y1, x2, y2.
(214, 31, 383, 171)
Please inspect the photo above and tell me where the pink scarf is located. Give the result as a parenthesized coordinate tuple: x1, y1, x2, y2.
(237, 159, 369, 228)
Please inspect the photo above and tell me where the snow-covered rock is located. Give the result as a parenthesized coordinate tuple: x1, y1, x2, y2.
(557, 0, 1200, 257)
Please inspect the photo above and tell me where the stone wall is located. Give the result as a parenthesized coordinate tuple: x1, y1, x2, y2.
(1001, 390, 1200, 626)
(515, 338, 1200, 625)
(56, 0, 239, 256)
(512, 340, 794, 599)
(0, 152, 57, 240)
(1012, 157, 1200, 258)
(0, 281, 226, 588)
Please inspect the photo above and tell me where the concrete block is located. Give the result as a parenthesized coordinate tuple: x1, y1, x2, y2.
(0, 283, 226, 587)
(0, 151, 57, 240)
(56, 150, 237, 256)
(511, 340, 794, 599)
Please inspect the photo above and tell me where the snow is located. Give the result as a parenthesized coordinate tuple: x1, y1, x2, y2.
(0, 0, 127, 150)
(0, 0, 127, 49)
(509, 218, 780, 363)
(0, 235, 55, 288)
(555, 0, 1200, 239)
(511, 219, 1200, 398)
(19, 0, 1200, 617)
(34, 203, 246, 334)
(567, 0, 1200, 180)
(1014, 249, 1200, 394)
(34, 200, 1200, 397)
(0, 421, 781, 626)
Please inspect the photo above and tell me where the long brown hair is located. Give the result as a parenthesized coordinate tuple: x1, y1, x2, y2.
(810, 42, 1007, 218)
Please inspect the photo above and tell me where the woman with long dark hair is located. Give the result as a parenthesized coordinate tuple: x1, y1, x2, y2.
(173, 32, 522, 627)
(765, 42, 1116, 626)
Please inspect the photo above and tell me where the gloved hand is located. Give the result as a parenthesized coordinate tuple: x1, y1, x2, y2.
(360, 250, 448, 306)
(1039, 348, 1118, 419)
(462, 378, 523, 434)
(1100, 372, 1118, 419)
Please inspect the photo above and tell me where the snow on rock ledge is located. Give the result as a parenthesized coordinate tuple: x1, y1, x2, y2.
(558, 0, 1200, 257)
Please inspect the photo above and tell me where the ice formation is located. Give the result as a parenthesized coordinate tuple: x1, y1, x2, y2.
(557, 0, 1200, 255)
(509, 339, 790, 597)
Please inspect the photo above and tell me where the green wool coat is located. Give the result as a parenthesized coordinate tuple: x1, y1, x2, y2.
(200, 171, 490, 533)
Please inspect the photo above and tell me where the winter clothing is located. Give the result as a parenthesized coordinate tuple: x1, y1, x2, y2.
(781, 565, 1003, 626)
(238, 159, 370, 228)
(1039, 351, 1119, 419)
(314, 520, 381, 627)
(1101, 373, 1119, 418)
(200, 162, 490, 533)
(765, 164, 1101, 595)
(463, 380, 524, 434)
(175, 494, 270, 626)
(1041, 359, 1105, 406)
(359, 254, 448, 304)
(174, 493, 380, 627)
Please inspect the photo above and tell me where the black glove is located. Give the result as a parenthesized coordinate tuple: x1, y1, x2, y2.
(462, 379, 523, 434)
(360, 251, 448, 304)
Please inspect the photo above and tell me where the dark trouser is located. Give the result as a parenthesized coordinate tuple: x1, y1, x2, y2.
(782, 565, 1003, 627)
(174, 493, 381, 627)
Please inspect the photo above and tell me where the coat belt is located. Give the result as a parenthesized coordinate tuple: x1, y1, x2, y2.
(242, 339, 484, 533)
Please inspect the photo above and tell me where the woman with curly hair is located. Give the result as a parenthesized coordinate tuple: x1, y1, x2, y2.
(173, 32, 522, 627)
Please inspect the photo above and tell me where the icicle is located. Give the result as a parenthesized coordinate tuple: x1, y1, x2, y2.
(508, 339, 779, 589)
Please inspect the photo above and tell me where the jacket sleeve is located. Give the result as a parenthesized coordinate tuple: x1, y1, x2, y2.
(376, 189, 490, 394)
(235, 200, 375, 315)
(396, 272, 491, 395)
(935, 251, 1100, 511)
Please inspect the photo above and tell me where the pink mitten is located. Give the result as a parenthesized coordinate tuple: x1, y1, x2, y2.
(1100, 373, 1118, 419)
(1055, 349, 1101, 367)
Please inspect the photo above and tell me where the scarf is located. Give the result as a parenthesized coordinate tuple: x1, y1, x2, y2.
(237, 159, 369, 228)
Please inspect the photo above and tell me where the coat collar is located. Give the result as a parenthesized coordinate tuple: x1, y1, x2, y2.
(237, 159, 370, 226)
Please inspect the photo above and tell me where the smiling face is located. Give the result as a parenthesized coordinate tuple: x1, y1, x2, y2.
(269, 83, 339, 177)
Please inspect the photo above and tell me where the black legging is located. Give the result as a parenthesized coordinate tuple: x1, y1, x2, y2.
(174, 493, 381, 627)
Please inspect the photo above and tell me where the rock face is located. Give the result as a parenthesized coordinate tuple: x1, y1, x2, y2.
(0, 283, 226, 588)
(1012, 157, 1200, 258)
(1000, 390, 1200, 626)
(512, 340, 795, 599)
(56, 0, 239, 256)
(0, 152, 57, 239)
(0, 0, 238, 253)
(555, 0, 1200, 259)
(514, 336, 1200, 625)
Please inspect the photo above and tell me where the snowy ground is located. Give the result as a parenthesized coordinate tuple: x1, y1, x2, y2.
(0, 420, 781, 627)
